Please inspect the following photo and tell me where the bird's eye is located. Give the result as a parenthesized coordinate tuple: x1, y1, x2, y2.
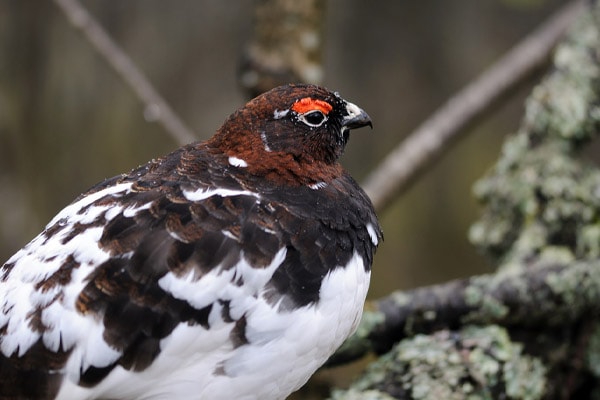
(300, 110, 327, 127)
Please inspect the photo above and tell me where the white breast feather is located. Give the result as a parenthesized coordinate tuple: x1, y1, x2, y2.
(54, 251, 370, 400)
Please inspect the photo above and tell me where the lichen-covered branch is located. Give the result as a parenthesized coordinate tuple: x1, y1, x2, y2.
(468, 2, 600, 270)
(331, 326, 547, 400)
(328, 260, 600, 367)
(331, 2, 600, 398)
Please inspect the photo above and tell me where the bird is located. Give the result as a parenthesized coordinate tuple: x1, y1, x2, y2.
(0, 84, 382, 400)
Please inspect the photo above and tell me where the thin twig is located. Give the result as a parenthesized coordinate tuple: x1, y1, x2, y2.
(53, 0, 197, 145)
(362, 0, 584, 213)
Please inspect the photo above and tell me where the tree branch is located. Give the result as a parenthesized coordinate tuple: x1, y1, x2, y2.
(328, 260, 600, 366)
(53, 0, 197, 145)
(330, 325, 548, 400)
(239, 0, 326, 98)
(362, 0, 584, 213)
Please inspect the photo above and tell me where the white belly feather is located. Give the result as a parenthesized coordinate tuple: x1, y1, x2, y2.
(55, 252, 370, 400)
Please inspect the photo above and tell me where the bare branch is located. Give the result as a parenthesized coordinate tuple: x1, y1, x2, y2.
(53, 0, 197, 145)
(363, 0, 584, 213)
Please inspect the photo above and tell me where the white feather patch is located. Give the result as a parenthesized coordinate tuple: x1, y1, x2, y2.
(228, 156, 248, 168)
(46, 182, 133, 228)
(273, 109, 289, 119)
(182, 188, 259, 202)
(0, 183, 132, 358)
(366, 223, 379, 246)
(309, 181, 327, 190)
(158, 248, 286, 318)
(344, 101, 364, 121)
(260, 132, 272, 152)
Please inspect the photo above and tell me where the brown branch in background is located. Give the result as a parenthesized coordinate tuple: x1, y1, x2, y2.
(239, 0, 326, 98)
(363, 0, 584, 213)
(53, 0, 197, 146)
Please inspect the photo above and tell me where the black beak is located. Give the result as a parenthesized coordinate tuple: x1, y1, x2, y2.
(342, 101, 372, 130)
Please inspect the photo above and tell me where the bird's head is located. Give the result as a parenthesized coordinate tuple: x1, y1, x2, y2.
(208, 84, 372, 186)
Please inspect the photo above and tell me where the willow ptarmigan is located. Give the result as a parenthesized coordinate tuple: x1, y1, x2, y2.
(0, 84, 382, 400)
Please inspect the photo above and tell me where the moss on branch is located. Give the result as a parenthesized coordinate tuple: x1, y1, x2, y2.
(330, 326, 546, 400)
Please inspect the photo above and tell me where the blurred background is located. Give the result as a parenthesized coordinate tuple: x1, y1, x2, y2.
(0, 0, 570, 396)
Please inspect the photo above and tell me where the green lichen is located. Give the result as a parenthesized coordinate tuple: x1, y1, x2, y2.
(523, 14, 600, 143)
(470, 5, 600, 270)
(464, 288, 509, 323)
(578, 224, 600, 259)
(386, 291, 412, 309)
(503, 351, 546, 399)
(329, 389, 399, 400)
(464, 282, 484, 306)
(331, 326, 546, 400)
(543, 261, 600, 322)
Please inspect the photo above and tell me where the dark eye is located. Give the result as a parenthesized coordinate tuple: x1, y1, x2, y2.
(301, 110, 327, 127)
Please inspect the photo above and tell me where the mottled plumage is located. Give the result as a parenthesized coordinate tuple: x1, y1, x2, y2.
(0, 84, 381, 399)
